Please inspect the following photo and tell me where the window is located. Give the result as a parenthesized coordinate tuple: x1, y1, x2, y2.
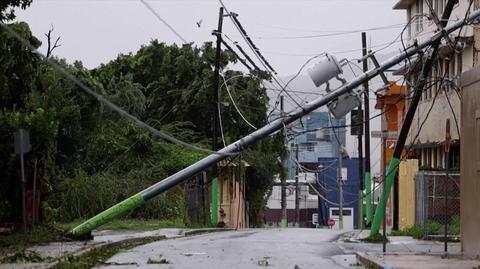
(427, 147, 432, 168)
(308, 186, 317, 195)
(300, 142, 315, 152)
(434, 0, 445, 17)
(416, 0, 424, 33)
(457, 53, 463, 78)
(407, 7, 412, 38)
(332, 209, 352, 216)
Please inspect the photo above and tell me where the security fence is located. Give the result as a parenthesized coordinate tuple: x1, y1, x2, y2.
(415, 171, 460, 239)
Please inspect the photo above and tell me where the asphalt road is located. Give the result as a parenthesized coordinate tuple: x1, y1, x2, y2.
(96, 228, 362, 269)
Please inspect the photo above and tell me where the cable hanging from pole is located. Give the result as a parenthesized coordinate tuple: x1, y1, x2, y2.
(230, 13, 277, 74)
(219, 38, 253, 71)
(218, 0, 304, 111)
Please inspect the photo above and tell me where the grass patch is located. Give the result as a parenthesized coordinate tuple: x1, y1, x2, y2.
(0, 218, 193, 259)
(0, 251, 45, 263)
(390, 225, 424, 239)
(54, 236, 164, 269)
(0, 225, 66, 257)
(362, 233, 388, 243)
(57, 218, 188, 232)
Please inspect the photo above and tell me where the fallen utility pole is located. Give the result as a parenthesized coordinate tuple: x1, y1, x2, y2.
(70, 9, 480, 236)
(369, 0, 458, 236)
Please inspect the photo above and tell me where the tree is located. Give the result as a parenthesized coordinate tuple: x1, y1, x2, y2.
(0, 0, 32, 22)
(0, 19, 285, 226)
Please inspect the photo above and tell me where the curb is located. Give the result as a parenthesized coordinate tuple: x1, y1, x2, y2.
(47, 235, 168, 268)
(356, 252, 388, 269)
(183, 228, 235, 237)
(1, 228, 235, 269)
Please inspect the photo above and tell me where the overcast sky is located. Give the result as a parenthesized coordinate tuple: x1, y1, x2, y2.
(14, 0, 407, 174)
(15, 0, 405, 74)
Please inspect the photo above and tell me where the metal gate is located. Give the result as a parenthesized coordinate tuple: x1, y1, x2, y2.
(415, 171, 460, 239)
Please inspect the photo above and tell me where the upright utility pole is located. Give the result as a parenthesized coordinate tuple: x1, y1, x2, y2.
(212, 6, 224, 162)
(338, 143, 344, 230)
(382, 129, 387, 253)
(357, 68, 364, 230)
(362, 32, 372, 226)
(370, 0, 457, 236)
(444, 119, 451, 252)
(210, 7, 224, 226)
(280, 96, 288, 228)
(295, 144, 300, 228)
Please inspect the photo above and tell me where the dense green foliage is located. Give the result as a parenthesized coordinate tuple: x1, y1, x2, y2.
(0, 14, 283, 227)
(0, 0, 32, 22)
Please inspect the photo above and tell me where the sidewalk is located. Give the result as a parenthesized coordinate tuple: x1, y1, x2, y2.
(0, 228, 231, 269)
(337, 230, 480, 269)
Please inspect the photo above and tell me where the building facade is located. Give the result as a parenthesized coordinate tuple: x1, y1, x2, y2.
(393, 0, 473, 169)
(265, 111, 347, 227)
(317, 157, 362, 230)
(393, 0, 480, 253)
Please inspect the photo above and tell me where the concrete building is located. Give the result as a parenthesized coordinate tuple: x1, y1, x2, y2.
(265, 111, 346, 227)
(393, 0, 473, 169)
(265, 175, 318, 228)
(286, 111, 346, 179)
(317, 157, 362, 230)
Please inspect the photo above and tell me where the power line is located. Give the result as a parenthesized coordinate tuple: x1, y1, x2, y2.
(220, 39, 253, 71)
(251, 24, 408, 40)
(222, 33, 262, 71)
(261, 28, 438, 57)
(218, 0, 305, 111)
(256, 22, 408, 34)
(220, 73, 258, 130)
(139, 0, 188, 44)
(218, 102, 227, 147)
(229, 12, 277, 74)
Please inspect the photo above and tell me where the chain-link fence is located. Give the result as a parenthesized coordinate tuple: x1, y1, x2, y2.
(415, 171, 460, 239)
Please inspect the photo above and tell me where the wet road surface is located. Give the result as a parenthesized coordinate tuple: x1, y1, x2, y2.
(96, 228, 361, 269)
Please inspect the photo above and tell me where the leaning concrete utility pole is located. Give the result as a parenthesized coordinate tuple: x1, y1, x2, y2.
(69, 9, 480, 236)
(369, 0, 458, 236)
